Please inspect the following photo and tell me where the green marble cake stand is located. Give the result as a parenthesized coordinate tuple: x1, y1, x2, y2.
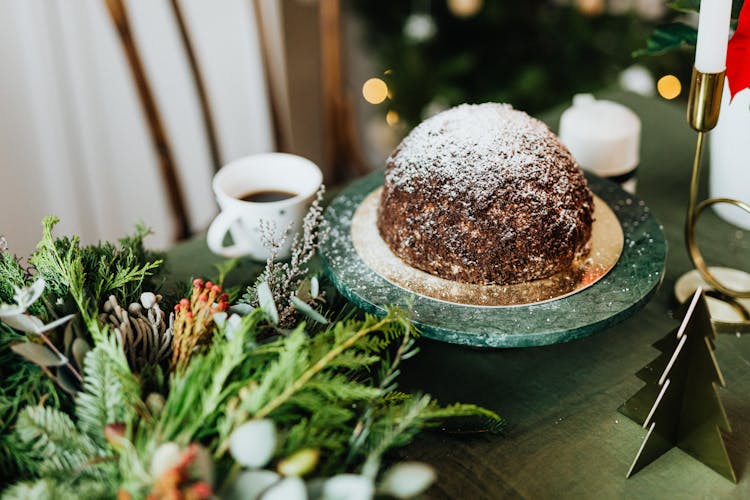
(320, 171, 667, 348)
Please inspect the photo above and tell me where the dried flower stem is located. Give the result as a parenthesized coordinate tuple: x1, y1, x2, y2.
(254, 186, 329, 326)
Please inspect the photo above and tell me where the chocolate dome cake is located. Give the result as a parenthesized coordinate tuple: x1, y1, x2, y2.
(376, 103, 594, 286)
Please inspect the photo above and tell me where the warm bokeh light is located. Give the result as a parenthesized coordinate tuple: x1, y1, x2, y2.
(386, 110, 399, 127)
(362, 78, 388, 104)
(575, 0, 605, 17)
(657, 75, 682, 100)
(447, 0, 483, 18)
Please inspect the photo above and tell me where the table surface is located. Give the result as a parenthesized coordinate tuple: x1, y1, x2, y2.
(168, 91, 750, 499)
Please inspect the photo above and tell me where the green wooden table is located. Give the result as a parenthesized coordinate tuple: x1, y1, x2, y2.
(168, 92, 750, 499)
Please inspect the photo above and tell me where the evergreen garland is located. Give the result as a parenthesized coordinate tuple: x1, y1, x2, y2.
(0, 219, 503, 498)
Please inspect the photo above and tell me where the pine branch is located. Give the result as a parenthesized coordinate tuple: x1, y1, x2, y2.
(75, 344, 135, 448)
(237, 326, 308, 419)
(156, 310, 263, 444)
(28, 216, 162, 325)
(98, 260, 162, 305)
(14, 405, 103, 478)
(361, 394, 433, 478)
(347, 327, 417, 465)
(2, 477, 113, 500)
(252, 317, 392, 420)
(303, 373, 382, 401)
(419, 401, 505, 434)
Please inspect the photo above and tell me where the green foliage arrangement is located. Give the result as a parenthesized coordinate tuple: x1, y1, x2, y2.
(636, 0, 744, 56)
(351, 0, 692, 129)
(0, 218, 502, 499)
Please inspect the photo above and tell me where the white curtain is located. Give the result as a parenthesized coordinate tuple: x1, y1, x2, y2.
(0, 0, 277, 256)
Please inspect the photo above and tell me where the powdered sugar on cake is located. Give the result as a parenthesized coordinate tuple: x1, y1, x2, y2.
(386, 103, 577, 204)
(377, 102, 594, 286)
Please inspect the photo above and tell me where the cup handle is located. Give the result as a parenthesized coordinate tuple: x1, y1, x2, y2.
(207, 209, 253, 258)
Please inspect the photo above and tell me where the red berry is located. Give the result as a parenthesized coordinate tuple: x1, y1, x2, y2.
(198, 293, 208, 302)
(204, 281, 213, 290)
(211, 285, 221, 295)
(190, 482, 213, 499)
(192, 278, 204, 288)
(180, 298, 189, 308)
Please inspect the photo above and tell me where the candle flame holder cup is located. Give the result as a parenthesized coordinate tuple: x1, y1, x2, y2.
(685, 67, 750, 299)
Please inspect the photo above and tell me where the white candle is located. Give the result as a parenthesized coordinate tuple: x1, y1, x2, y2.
(695, 0, 733, 73)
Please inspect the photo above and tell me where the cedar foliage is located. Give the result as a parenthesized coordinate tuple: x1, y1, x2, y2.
(1, 219, 503, 497)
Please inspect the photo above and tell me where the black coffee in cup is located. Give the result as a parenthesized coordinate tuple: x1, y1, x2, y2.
(239, 190, 296, 203)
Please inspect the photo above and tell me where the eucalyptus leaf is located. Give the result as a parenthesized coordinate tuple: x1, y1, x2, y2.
(290, 296, 328, 324)
(296, 279, 313, 303)
(633, 22, 697, 57)
(150, 442, 182, 478)
(56, 365, 80, 395)
(11, 341, 66, 367)
(260, 476, 306, 500)
(277, 448, 319, 477)
(36, 313, 76, 334)
(12, 278, 45, 310)
(213, 312, 228, 329)
(229, 419, 277, 468)
(322, 474, 374, 500)
(63, 321, 74, 352)
(257, 281, 279, 324)
(230, 470, 280, 500)
(72, 337, 91, 368)
(378, 462, 436, 499)
(230, 303, 255, 316)
(2, 313, 44, 334)
(225, 314, 243, 340)
(0, 303, 25, 318)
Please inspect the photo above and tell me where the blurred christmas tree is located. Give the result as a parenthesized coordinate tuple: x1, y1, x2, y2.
(351, 0, 693, 129)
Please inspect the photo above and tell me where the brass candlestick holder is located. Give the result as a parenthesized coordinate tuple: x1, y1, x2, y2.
(685, 68, 750, 299)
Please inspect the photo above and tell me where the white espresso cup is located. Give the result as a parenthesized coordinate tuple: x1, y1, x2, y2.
(207, 153, 322, 260)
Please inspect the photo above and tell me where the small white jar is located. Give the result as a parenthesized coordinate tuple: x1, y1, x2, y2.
(558, 94, 642, 194)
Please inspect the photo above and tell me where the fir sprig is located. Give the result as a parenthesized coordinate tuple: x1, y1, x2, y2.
(14, 405, 103, 479)
(251, 315, 396, 420)
(1, 477, 112, 500)
(75, 343, 138, 448)
(29, 216, 162, 321)
(154, 310, 265, 446)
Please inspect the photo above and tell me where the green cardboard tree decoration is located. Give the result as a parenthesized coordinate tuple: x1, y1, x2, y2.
(619, 288, 735, 482)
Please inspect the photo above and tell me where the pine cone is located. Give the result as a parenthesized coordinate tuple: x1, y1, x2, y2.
(100, 292, 172, 371)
